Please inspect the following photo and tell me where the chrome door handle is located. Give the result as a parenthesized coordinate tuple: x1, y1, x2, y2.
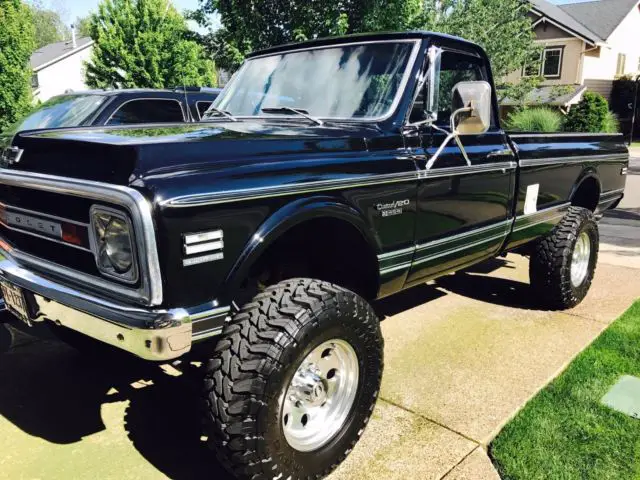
(487, 149, 515, 158)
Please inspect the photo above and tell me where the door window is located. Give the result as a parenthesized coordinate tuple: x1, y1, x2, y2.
(107, 99, 185, 125)
(410, 51, 488, 126)
(434, 52, 486, 126)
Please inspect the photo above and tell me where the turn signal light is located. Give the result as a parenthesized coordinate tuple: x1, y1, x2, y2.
(62, 222, 85, 247)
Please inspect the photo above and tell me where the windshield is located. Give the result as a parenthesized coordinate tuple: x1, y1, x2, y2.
(213, 41, 418, 120)
(13, 95, 108, 131)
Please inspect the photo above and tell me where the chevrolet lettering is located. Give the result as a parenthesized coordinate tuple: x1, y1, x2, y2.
(0, 32, 628, 479)
(3, 211, 62, 238)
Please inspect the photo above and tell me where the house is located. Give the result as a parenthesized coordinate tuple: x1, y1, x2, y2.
(503, 0, 640, 109)
(30, 31, 94, 102)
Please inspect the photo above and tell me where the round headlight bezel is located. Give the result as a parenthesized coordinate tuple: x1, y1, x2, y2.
(89, 205, 139, 284)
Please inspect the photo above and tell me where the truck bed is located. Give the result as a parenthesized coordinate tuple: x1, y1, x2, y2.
(504, 132, 628, 250)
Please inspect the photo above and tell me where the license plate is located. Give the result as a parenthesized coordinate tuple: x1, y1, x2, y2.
(1, 280, 32, 326)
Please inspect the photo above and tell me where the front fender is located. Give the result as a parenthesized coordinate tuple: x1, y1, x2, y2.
(224, 196, 381, 293)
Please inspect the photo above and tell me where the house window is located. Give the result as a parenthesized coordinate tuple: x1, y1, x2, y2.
(617, 53, 627, 76)
(31, 73, 39, 89)
(522, 47, 563, 78)
(542, 48, 563, 78)
(522, 51, 542, 77)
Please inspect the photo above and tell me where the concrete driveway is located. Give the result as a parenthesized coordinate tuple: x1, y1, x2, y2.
(1, 158, 639, 480)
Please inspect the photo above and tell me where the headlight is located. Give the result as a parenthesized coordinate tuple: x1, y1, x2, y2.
(90, 206, 138, 283)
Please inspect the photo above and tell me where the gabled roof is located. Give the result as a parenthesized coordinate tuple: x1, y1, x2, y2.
(30, 37, 93, 72)
(530, 0, 605, 44)
(559, 0, 639, 41)
(531, 0, 640, 44)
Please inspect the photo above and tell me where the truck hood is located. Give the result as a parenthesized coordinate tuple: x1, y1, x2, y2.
(8, 121, 375, 185)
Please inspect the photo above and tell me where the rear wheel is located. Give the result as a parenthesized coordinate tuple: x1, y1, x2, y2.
(202, 278, 383, 479)
(529, 206, 599, 309)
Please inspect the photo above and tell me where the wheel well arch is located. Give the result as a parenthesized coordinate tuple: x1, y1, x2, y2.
(570, 174, 601, 212)
(225, 197, 381, 301)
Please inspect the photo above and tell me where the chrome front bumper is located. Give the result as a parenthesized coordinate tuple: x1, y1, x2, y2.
(0, 257, 229, 361)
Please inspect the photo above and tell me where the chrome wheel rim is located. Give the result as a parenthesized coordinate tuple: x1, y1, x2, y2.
(571, 232, 591, 287)
(282, 339, 359, 452)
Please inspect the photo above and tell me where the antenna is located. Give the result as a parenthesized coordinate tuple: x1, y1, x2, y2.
(181, 78, 194, 122)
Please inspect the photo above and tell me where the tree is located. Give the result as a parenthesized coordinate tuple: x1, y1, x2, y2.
(28, 1, 70, 49)
(187, 0, 422, 71)
(188, 0, 536, 78)
(85, 0, 216, 89)
(74, 15, 93, 38)
(564, 91, 610, 133)
(417, 0, 537, 79)
(0, 0, 36, 133)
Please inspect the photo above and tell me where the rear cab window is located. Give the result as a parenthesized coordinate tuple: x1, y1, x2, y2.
(107, 99, 185, 125)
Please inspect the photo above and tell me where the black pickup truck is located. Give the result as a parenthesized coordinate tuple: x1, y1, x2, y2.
(0, 32, 628, 479)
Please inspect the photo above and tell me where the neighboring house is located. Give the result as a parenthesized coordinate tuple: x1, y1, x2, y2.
(30, 33, 94, 102)
(503, 0, 640, 110)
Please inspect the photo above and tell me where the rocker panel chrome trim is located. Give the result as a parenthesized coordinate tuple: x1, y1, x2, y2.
(415, 219, 511, 251)
(412, 232, 506, 266)
(512, 203, 570, 232)
(379, 261, 413, 275)
(378, 246, 415, 260)
(377, 219, 512, 274)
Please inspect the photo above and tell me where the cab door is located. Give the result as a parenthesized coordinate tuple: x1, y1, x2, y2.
(405, 47, 516, 287)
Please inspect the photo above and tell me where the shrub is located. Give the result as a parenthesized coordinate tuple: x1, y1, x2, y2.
(505, 107, 564, 132)
(564, 91, 609, 133)
(602, 111, 620, 133)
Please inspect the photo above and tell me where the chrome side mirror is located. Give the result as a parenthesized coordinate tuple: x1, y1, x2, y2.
(449, 81, 492, 135)
(425, 80, 493, 171)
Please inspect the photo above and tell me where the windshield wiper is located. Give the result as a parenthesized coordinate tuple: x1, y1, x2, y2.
(202, 107, 239, 122)
(261, 107, 323, 126)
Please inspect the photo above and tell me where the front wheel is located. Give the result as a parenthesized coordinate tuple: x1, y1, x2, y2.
(529, 206, 599, 309)
(202, 278, 383, 479)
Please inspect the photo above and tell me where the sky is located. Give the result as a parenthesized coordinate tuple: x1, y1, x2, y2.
(28, 0, 213, 32)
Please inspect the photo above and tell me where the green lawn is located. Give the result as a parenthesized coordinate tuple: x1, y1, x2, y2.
(491, 301, 640, 480)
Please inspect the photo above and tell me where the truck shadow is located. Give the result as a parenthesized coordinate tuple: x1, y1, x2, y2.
(0, 336, 232, 479)
(434, 271, 538, 310)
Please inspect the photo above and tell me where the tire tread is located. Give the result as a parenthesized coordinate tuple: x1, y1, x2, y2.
(202, 278, 382, 479)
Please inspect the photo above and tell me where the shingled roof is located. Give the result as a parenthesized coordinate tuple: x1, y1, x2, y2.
(30, 37, 93, 72)
(530, 0, 604, 44)
(559, 0, 639, 41)
(530, 0, 640, 44)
